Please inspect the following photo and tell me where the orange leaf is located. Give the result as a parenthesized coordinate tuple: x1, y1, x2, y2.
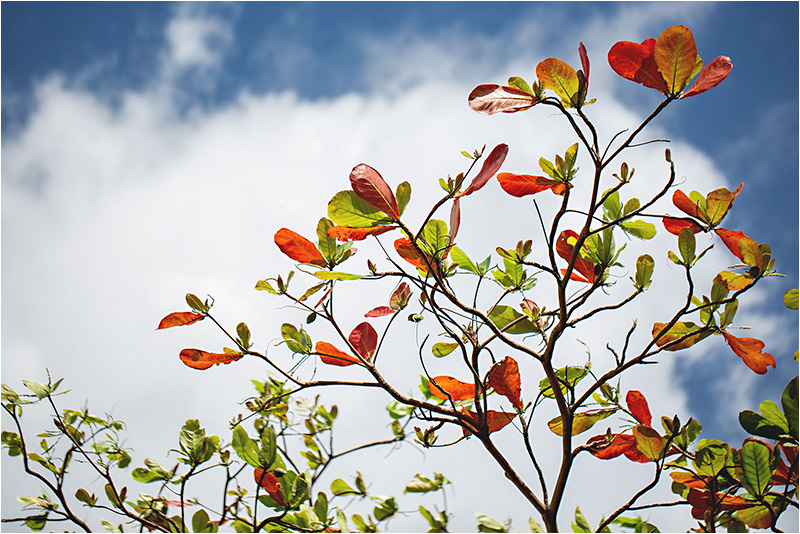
(428, 376, 475, 401)
(626, 390, 652, 426)
(394, 238, 435, 274)
(468, 84, 538, 115)
(179, 349, 243, 370)
(497, 173, 563, 197)
(485, 356, 522, 410)
(671, 189, 702, 219)
(326, 225, 394, 241)
(158, 311, 204, 329)
(349, 164, 399, 220)
(722, 332, 776, 375)
(662, 217, 703, 236)
(715, 228, 762, 269)
(680, 55, 733, 98)
(274, 228, 326, 267)
(459, 144, 509, 197)
(670, 472, 711, 489)
(556, 230, 598, 283)
(715, 270, 754, 291)
(461, 408, 516, 435)
(548, 408, 616, 436)
(652, 321, 710, 351)
(703, 184, 742, 226)
(254, 469, 286, 507)
(608, 38, 669, 94)
(587, 433, 637, 460)
(349, 322, 377, 361)
(315, 341, 361, 367)
(654, 25, 698, 95)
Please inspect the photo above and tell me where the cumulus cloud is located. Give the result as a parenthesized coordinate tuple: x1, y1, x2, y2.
(2, 3, 795, 532)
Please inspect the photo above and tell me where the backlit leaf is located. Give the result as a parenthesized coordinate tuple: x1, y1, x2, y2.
(274, 228, 326, 267)
(389, 282, 411, 310)
(396, 181, 411, 215)
(394, 238, 435, 274)
(349, 164, 399, 220)
(179, 349, 243, 370)
(328, 190, 394, 228)
(349, 322, 377, 361)
(784, 289, 799, 310)
(626, 390, 652, 426)
(634, 254, 654, 290)
(536, 58, 579, 104)
(608, 38, 668, 94)
(459, 144, 509, 197)
(686, 488, 750, 521)
(327, 225, 395, 241)
(428, 376, 474, 401)
(485, 356, 522, 410)
(678, 227, 696, 265)
(461, 408, 516, 435)
(652, 321, 710, 351)
(654, 25, 698, 95)
(715, 228, 762, 269)
(716, 270, 754, 291)
(468, 84, 538, 115)
(703, 184, 742, 226)
(681, 55, 733, 98)
(782, 377, 798, 439)
(741, 439, 773, 497)
(365, 306, 395, 318)
(315, 341, 361, 367)
(432, 342, 458, 358)
(722, 332, 775, 374)
(538, 366, 588, 398)
(620, 220, 656, 240)
(587, 433, 637, 460)
(314, 271, 364, 281)
(496, 173, 562, 197)
(450, 246, 478, 274)
(578, 42, 590, 85)
(507, 76, 533, 95)
(662, 217, 702, 236)
(487, 305, 538, 334)
(158, 312, 204, 329)
(556, 230, 597, 283)
(548, 408, 616, 436)
(632, 425, 664, 461)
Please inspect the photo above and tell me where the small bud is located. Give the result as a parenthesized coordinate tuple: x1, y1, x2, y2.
(665, 148, 672, 162)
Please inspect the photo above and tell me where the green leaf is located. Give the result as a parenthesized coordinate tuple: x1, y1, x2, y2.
(328, 191, 394, 228)
(396, 181, 412, 216)
(192, 509, 212, 533)
(404, 473, 450, 493)
(477, 514, 507, 533)
(22, 380, 50, 400)
(373, 497, 397, 521)
(547, 408, 616, 436)
(421, 219, 449, 258)
(571, 506, 592, 533)
(633, 425, 665, 461)
(255, 280, 279, 294)
(281, 323, 312, 354)
(759, 400, 790, 434)
(782, 377, 798, 439)
(678, 227, 696, 265)
(24, 514, 48, 532)
(260, 426, 277, 469)
(634, 254, 654, 291)
(487, 305, 538, 335)
(508, 76, 533, 95)
(692, 439, 731, 476)
(783, 289, 799, 310)
(232, 425, 261, 468)
(620, 220, 657, 240)
(539, 366, 588, 398)
(602, 190, 621, 221)
(741, 440, 773, 497)
(330, 478, 361, 496)
(623, 197, 640, 216)
(450, 246, 478, 274)
(432, 342, 459, 358)
(314, 492, 329, 524)
(528, 517, 546, 533)
(314, 271, 365, 281)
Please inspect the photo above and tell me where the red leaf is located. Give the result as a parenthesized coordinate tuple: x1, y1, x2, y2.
(461, 408, 516, 435)
(468, 84, 538, 115)
(428, 376, 474, 401)
(608, 38, 669, 94)
(687, 488, 751, 520)
(681, 55, 733, 98)
(274, 228, 326, 267)
(672, 189, 702, 219)
(254, 469, 286, 507)
(327, 225, 394, 241)
(587, 433, 637, 460)
(179, 349, 244, 370)
(715, 228, 762, 269)
(389, 282, 411, 310)
(349, 322, 377, 361)
(578, 42, 590, 84)
(497, 173, 562, 197)
(670, 472, 712, 489)
(559, 268, 591, 284)
(485, 356, 522, 410)
(364, 306, 395, 318)
(556, 230, 597, 283)
(394, 238, 436, 274)
(662, 217, 702, 235)
(448, 197, 461, 254)
(158, 311, 204, 329)
(626, 390, 652, 426)
(722, 332, 776, 375)
(459, 144, 509, 197)
(349, 164, 399, 220)
(315, 341, 361, 367)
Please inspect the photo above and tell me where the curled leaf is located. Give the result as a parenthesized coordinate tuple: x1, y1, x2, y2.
(459, 144, 509, 197)
(486, 356, 522, 410)
(722, 332, 776, 375)
(468, 84, 538, 115)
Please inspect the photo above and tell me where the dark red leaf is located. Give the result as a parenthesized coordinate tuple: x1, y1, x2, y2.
(459, 144, 509, 197)
(680, 55, 733, 98)
(254, 469, 286, 507)
(485, 356, 522, 410)
(722, 332, 776, 375)
(179, 349, 244, 370)
(349, 322, 378, 361)
(497, 173, 563, 197)
(626, 390, 652, 426)
(578, 42, 590, 84)
(461, 408, 516, 435)
(274, 228, 326, 267)
(429, 376, 474, 401)
(364, 306, 395, 318)
(608, 38, 669, 94)
(468, 84, 538, 115)
(349, 164, 399, 220)
(327, 225, 395, 241)
(315, 341, 361, 367)
(158, 311, 204, 329)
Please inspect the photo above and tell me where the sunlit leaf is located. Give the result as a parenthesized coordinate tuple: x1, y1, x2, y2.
(428, 376, 474, 401)
(608, 38, 668, 94)
(487, 305, 538, 334)
(274, 228, 326, 267)
(538, 366, 588, 398)
(365, 306, 395, 318)
(394, 238, 436, 275)
(314, 271, 364, 281)
(485, 356, 522, 410)
(496, 173, 562, 197)
(681, 55, 733, 98)
(349, 164, 399, 220)
(507, 76, 533, 95)
(390, 282, 412, 310)
(179, 349, 244, 370)
(620, 220, 656, 240)
(556, 230, 598, 283)
(548, 408, 616, 436)
(328, 190, 394, 228)
(784, 289, 799, 310)
(626, 390, 652, 426)
(157, 312, 204, 329)
(432, 342, 459, 358)
(715, 228, 762, 269)
(396, 181, 412, 215)
(662, 217, 702, 236)
(634, 254, 655, 290)
(450, 246, 478, 274)
(315, 341, 361, 367)
(651, 321, 710, 351)
(716, 270, 754, 291)
(461, 408, 516, 435)
(327, 225, 395, 241)
(349, 322, 377, 361)
(782, 377, 798, 439)
(703, 184, 742, 226)
(587, 433, 636, 460)
(632, 425, 664, 461)
(654, 25, 698, 95)
(459, 144, 509, 197)
(722, 332, 775, 374)
(468, 84, 538, 115)
(536, 58, 579, 104)
(741, 439, 773, 497)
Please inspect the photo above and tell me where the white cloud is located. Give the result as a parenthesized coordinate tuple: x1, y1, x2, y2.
(2, 3, 796, 532)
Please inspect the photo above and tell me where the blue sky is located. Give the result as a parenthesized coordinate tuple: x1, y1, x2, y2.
(2, 2, 798, 532)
